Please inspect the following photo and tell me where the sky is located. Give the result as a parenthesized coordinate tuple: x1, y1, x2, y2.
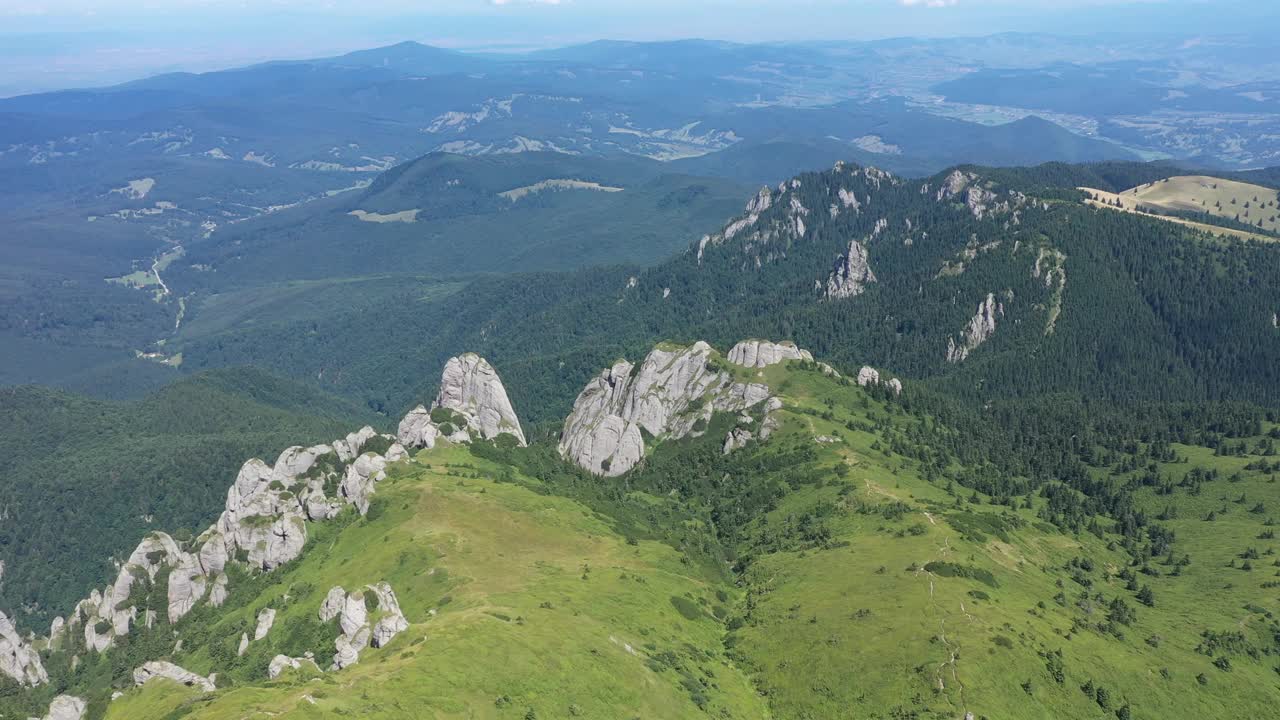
(0, 0, 1275, 95)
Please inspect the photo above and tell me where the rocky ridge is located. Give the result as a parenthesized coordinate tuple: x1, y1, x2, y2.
(946, 293, 1003, 363)
(559, 340, 803, 476)
(1, 353, 520, 688)
(0, 610, 47, 686)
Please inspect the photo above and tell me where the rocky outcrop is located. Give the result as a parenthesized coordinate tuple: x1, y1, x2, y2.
(132, 661, 215, 693)
(436, 354, 526, 444)
(0, 610, 47, 685)
(946, 293, 1002, 363)
(30, 695, 85, 720)
(339, 453, 389, 516)
(727, 340, 812, 368)
(254, 608, 276, 641)
(721, 397, 784, 455)
(319, 583, 408, 670)
(56, 417, 409, 657)
(560, 342, 783, 475)
(824, 239, 877, 300)
(856, 366, 903, 395)
(397, 354, 525, 450)
(268, 654, 318, 680)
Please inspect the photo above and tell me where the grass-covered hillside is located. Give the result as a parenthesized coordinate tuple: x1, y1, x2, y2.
(15, 350, 1280, 719)
(0, 368, 379, 630)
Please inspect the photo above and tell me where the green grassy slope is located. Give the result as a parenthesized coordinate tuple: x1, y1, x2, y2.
(92, 445, 765, 720)
(27, 356, 1277, 720)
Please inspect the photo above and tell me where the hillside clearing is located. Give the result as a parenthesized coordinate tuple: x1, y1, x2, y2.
(1080, 186, 1278, 243)
(348, 209, 421, 223)
(498, 179, 624, 201)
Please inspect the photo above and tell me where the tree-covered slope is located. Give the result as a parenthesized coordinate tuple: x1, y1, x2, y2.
(167, 152, 751, 291)
(173, 161, 1280, 423)
(0, 369, 378, 629)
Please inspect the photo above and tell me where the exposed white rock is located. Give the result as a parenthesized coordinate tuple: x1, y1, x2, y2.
(947, 293, 1002, 363)
(723, 426, 755, 454)
(857, 366, 881, 386)
(561, 342, 784, 475)
(397, 355, 525, 450)
(319, 587, 347, 623)
(396, 406, 440, 450)
(435, 354, 526, 445)
(237, 632, 249, 657)
(254, 608, 276, 641)
(208, 573, 229, 608)
(268, 654, 318, 680)
(132, 661, 215, 693)
(167, 553, 208, 624)
(49, 617, 66, 648)
(727, 340, 812, 368)
(31, 694, 86, 720)
(936, 170, 975, 202)
(0, 609, 47, 686)
(855, 366, 903, 395)
(339, 591, 368, 637)
(334, 427, 377, 463)
(319, 583, 408, 670)
(367, 582, 410, 648)
(825, 239, 877, 300)
(340, 453, 388, 516)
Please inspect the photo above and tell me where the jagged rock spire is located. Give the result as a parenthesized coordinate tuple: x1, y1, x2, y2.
(398, 353, 526, 449)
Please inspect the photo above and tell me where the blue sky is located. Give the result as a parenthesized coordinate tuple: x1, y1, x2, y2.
(0, 0, 1275, 95)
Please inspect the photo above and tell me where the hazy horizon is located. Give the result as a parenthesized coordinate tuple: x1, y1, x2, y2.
(3, 0, 1278, 96)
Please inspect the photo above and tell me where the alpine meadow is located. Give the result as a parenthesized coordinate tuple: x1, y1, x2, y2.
(2, 4, 1280, 720)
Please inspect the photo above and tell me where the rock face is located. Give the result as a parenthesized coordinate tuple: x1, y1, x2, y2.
(0, 610, 47, 686)
(824, 239, 877, 300)
(727, 340, 812, 368)
(436, 354, 527, 444)
(398, 354, 526, 450)
(254, 608, 276, 641)
(856, 366, 903, 395)
(319, 583, 408, 670)
(32, 695, 86, 720)
(946, 293, 1001, 363)
(559, 341, 782, 476)
(339, 453, 389, 516)
(133, 661, 216, 693)
(52, 416, 412, 660)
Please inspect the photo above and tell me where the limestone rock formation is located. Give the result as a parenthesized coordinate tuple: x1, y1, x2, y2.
(0, 610, 47, 685)
(825, 239, 877, 300)
(856, 366, 903, 395)
(561, 342, 785, 475)
(31, 695, 86, 720)
(397, 354, 526, 450)
(319, 583, 408, 670)
(254, 608, 276, 641)
(946, 293, 1002, 363)
(727, 340, 812, 368)
(268, 654, 318, 680)
(339, 453, 388, 516)
(56, 417, 409, 652)
(132, 661, 216, 693)
(436, 354, 526, 445)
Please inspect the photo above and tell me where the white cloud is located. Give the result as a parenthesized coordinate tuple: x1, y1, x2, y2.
(900, 0, 958, 7)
